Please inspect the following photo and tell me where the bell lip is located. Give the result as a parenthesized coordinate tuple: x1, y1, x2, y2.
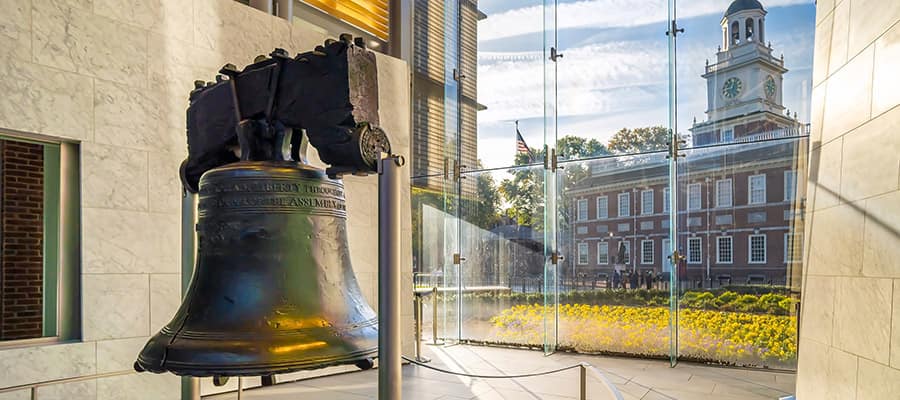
(134, 347, 377, 377)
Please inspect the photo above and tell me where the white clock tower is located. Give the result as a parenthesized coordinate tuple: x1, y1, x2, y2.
(690, 0, 802, 146)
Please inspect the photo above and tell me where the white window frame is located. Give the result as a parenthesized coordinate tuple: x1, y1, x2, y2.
(596, 196, 608, 219)
(722, 128, 734, 142)
(661, 238, 671, 272)
(641, 240, 654, 264)
(597, 241, 609, 264)
(641, 189, 654, 215)
(577, 242, 589, 265)
(687, 183, 702, 210)
(618, 192, 631, 217)
(748, 174, 766, 205)
(715, 178, 733, 208)
(687, 237, 702, 264)
(784, 170, 797, 201)
(577, 199, 588, 221)
(716, 236, 733, 264)
(749, 234, 767, 264)
(663, 188, 670, 212)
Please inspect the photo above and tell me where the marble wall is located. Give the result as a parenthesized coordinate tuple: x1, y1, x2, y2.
(0, 0, 413, 399)
(796, 1, 900, 398)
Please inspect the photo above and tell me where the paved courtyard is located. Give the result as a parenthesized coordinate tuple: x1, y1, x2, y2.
(205, 344, 795, 400)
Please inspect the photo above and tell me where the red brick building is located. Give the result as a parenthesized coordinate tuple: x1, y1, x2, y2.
(567, 0, 807, 288)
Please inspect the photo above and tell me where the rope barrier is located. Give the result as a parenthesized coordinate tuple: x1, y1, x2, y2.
(401, 355, 582, 379)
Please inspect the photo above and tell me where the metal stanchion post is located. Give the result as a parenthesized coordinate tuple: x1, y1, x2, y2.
(579, 364, 586, 400)
(429, 287, 443, 345)
(414, 293, 430, 362)
(378, 154, 404, 400)
(181, 190, 201, 400)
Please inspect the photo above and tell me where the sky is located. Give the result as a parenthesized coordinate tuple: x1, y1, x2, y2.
(474, 0, 817, 169)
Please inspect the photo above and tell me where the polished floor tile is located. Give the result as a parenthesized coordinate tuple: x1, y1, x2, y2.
(205, 345, 795, 400)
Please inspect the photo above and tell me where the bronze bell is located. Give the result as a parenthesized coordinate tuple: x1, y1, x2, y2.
(134, 161, 378, 376)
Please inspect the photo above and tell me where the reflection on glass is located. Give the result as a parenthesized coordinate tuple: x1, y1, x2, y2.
(676, 137, 807, 369)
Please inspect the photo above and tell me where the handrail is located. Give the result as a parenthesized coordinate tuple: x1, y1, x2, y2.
(402, 355, 625, 400)
(0, 370, 135, 397)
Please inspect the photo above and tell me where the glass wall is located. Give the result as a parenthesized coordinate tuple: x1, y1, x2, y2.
(410, 0, 814, 370)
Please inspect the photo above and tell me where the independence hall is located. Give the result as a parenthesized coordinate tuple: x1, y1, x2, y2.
(568, 0, 807, 288)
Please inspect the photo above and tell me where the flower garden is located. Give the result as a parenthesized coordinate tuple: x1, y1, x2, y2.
(475, 290, 799, 369)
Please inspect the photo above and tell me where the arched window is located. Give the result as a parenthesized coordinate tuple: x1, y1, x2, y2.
(731, 21, 740, 45)
(745, 18, 754, 41)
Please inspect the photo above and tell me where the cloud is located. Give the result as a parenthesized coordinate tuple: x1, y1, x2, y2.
(479, 0, 812, 41)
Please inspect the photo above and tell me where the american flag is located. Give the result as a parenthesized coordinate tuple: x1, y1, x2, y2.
(515, 120, 534, 161)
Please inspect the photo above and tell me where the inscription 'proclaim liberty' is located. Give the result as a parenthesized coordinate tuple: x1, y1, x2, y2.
(200, 179, 347, 215)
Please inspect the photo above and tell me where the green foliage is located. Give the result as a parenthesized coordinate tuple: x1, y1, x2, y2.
(607, 126, 671, 154)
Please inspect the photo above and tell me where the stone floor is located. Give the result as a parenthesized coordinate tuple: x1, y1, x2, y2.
(206, 344, 796, 400)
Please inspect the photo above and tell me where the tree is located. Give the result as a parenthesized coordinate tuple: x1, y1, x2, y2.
(607, 126, 670, 154)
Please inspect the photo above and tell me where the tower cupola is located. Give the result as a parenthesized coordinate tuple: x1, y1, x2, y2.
(721, 0, 767, 51)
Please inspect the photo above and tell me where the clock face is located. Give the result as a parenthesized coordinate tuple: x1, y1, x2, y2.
(722, 77, 742, 99)
(765, 75, 777, 99)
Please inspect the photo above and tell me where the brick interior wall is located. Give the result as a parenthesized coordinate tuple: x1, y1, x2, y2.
(0, 140, 45, 340)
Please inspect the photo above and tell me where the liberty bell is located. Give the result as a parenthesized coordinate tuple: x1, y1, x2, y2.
(135, 36, 392, 377)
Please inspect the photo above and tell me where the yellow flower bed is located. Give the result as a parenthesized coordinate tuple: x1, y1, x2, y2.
(490, 304, 797, 367)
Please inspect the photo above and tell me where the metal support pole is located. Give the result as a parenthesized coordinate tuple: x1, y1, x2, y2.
(430, 287, 442, 345)
(181, 190, 201, 400)
(378, 154, 404, 400)
(579, 364, 586, 400)
(413, 294, 430, 362)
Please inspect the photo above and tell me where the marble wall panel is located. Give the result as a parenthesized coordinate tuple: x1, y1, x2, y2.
(833, 276, 892, 363)
(857, 358, 900, 400)
(148, 152, 183, 214)
(0, 390, 29, 400)
(862, 191, 900, 278)
(97, 336, 151, 374)
(96, 373, 180, 400)
(809, 136, 842, 210)
(0, 0, 32, 63)
(893, 279, 900, 369)
(815, 0, 834, 26)
(0, 58, 93, 141)
(848, 0, 900, 58)
(807, 203, 863, 276)
(840, 104, 900, 202)
(32, 0, 148, 87)
(0, 342, 96, 388)
(82, 208, 179, 274)
(81, 142, 149, 211)
(36, 380, 96, 400)
(796, 339, 858, 400)
(827, 1, 849, 75)
(94, 79, 176, 153)
(93, 0, 192, 43)
(820, 45, 873, 143)
(799, 275, 835, 345)
(872, 22, 900, 117)
(82, 274, 151, 341)
(149, 274, 180, 333)
(192, 0, 273, 63)
(812, 17, 832, 93)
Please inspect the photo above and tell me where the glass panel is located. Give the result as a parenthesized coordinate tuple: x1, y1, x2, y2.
(458, 164, 546, 347)
(673, 0, 814, 369)
(0, 137, 60, 341)
(555, 151, 672, 358)
(542, 0, 559, 355)
(676, 136, 808, 369)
